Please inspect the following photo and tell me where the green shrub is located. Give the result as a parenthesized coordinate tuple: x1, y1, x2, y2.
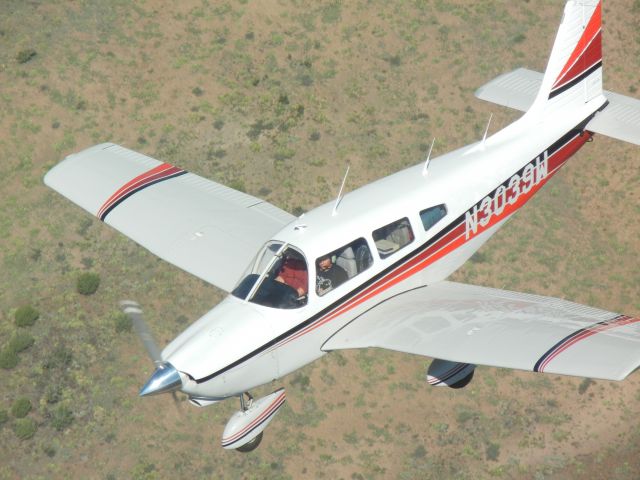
(43, 445, 56, 457)
(0, 349, 19, 369)
(16, 48, 36, 64)
(114, 312, 132, 333)
(486, 442, 500, 461)
(14, 418, 37, 440)
(8, 332, 34, 353)
(14, 305, 39, 327)
(11, 398, 32, 418)
(578, 377, 595, 395)
(0, 409, 8, 425)
(51, 405, 73, 431)
(77, 272, 100, 295)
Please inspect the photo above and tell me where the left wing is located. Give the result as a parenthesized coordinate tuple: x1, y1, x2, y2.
(45, 143, 295, 292)
(323, 281, 640, 381)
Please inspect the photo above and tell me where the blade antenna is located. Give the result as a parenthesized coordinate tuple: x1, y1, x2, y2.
(332, 164, 350, 217)
(481, 113, 493, 147)
(422, 137, 436, 177)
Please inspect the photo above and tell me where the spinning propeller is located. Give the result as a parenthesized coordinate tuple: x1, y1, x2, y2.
(119, 301, 184, 403)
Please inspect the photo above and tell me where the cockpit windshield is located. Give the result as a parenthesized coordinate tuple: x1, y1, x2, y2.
(232, 241, 308, 309)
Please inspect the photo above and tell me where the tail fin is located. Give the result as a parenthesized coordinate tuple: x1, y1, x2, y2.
(527, 0, 603, 116)
(475, 0, 640, 146)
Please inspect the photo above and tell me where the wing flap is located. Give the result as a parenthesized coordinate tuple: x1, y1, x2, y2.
(45, 143, 295, 292)
(323, 282, 640, 381)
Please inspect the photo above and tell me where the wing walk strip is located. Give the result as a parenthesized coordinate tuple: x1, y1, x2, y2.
(221, 391, 286, 447)
(194, 122, 591, 384)
(534, 315, 640, 373)
(97, 163, 187, 221)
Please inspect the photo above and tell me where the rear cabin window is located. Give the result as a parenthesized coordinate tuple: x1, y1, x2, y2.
(372, 217, 414, 259)
(316, 238, 372, 296)
(420, 204, 447, 231)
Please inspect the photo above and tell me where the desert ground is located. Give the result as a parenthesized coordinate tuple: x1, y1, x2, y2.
(0, 1, 639, 478)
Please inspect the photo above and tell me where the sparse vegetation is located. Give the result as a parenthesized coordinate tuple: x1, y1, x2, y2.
(114, 312, 132, 333)
(50, 405, 73, 431)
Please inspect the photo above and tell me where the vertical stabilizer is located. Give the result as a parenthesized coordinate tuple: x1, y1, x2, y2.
(527, 1, 604, 117)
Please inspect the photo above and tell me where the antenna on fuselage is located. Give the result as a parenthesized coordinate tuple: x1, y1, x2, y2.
(422, 137, 436, 177)
(481, 113, 493, 147)
(332, 164, 350, 217)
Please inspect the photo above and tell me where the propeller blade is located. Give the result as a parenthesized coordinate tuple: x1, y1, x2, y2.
(120, 300, 162, 365)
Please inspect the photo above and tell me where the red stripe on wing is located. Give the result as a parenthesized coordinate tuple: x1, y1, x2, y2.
(97, 163, 183, 219)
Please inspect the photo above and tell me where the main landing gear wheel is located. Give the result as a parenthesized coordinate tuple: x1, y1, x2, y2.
(450, 369, 474, 389)
(235, 431, 263, 453)
(221, 389, 287, 452)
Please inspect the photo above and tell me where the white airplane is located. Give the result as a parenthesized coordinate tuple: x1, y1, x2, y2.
(45, 0, 640, 452)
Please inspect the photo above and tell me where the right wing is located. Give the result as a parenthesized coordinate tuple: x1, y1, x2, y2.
(323, 281, 640, 381)
(45, 143, 295, 292)
(475, 67, 640, 146)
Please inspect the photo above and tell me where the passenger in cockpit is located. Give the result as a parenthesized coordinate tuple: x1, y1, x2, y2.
(316, 254, 348, 296)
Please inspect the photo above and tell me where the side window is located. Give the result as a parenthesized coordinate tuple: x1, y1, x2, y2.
(316, 238, 372, 296)
(420, 204, 447, 231)
(372, 217, 414, 259)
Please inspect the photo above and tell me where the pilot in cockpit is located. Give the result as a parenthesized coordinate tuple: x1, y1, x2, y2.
(275, 255, 308, 297)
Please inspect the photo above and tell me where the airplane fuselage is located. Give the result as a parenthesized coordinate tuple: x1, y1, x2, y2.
(164, 95, 605, 401)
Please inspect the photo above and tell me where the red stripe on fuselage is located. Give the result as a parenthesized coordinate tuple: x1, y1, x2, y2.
(272, 131, 591, 350)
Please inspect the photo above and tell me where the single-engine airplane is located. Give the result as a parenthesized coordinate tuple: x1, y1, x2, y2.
(45, 0, 640, 451)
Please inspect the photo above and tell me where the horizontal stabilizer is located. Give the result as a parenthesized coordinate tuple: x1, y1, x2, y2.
(475, 68, 542, 112)
(476, 68, 640, 145)
(586, 90, 640, 146)
(323, 281, 640, 381)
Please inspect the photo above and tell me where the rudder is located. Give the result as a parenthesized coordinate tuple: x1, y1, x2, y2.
(527, 1, 604, 117)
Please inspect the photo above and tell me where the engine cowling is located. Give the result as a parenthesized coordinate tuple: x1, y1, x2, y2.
(427, 359, 475, 389)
